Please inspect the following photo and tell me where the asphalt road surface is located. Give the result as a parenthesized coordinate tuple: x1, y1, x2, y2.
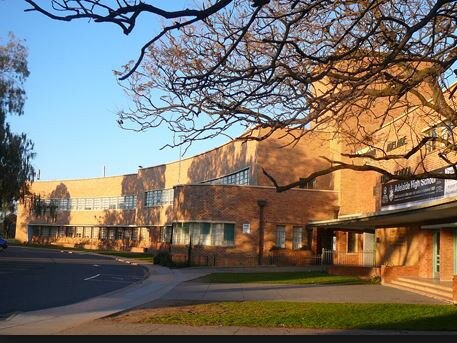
(0, 246, 147, 319)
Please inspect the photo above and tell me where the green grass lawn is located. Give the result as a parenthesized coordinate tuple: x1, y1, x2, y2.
(10, 242, 153, 262)
(198, 271, 376, 285)
(141, 301, 457, 331)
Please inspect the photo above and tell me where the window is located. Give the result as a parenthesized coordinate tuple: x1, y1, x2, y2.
(145, 189, 174, 207)
(115, 228, 124, 240)
(141, 227, 150, 242)
(423, 121, 456, 153)
(92, 227, 100, 239)
(93, 198, 101, 210)
(131, 228, 139, 241)
(223, 223, 235, 246)
(100, 228, 108, 240)
(276, 225, 286, 248)
(108, 228, 115, 240)
(200, 223, 212, 245)
(424, 127, 438, 153)
(75, 226, 83, 238)
(347, 232, 358, 253)
(109, 197, 118, 209)
(83, 226, 92, 238)
(32, 226, 40, 236)
(66, 227, 74, 238)
(202, 168, 250, 186)
(41, 226, 49, 237)
(59, 199, 69, 211)
(58, 227, 66, 238)
(211, 223, 224, 246)
(84, 199, 93, 210)
(120, 195, 136, 209)
(172, 222, 234, 246)
(293, 227, 303, 250)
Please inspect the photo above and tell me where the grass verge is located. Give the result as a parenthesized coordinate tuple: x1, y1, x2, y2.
(138, 301, 457, 331)
(10, 242, 153, 262)
(198, 271, 377, 285)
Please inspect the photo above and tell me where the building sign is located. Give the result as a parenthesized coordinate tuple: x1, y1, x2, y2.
(380, 166, 457, 211)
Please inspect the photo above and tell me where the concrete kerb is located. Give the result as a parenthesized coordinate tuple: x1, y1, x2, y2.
(0, 247, 213, 335)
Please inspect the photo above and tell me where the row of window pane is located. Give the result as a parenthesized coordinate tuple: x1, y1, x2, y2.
(276, 226, 313, 250)
(32, 225, 140, 241)
(171, 222, 235, 246)
(44, 196, 137, 211)
(145, 188, 174, 207)
(202, 168, 250, 186)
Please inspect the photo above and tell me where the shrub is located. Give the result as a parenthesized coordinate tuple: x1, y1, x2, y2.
(153, 251, 172, 266)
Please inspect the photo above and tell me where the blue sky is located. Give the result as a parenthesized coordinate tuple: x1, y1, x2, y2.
(0, 0, 240, 181)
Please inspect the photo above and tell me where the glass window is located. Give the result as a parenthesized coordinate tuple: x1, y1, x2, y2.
(141, 227, 150, 242)
(347, 232, 358, 253)
(200, 223, 211, 245)
(276, 225, 286, 248)
(202, 168, 250, 185)
(93, 198, 101, 210)
(83, 226, 92, 238)
(58, 227, 66, 238)
(109, 197, 118, 209)
(41, 226, 50, 237)
(131, 228, 139, 241)
(302, 228, 313, 249)
(293, 227, 303, 250)
(108, 228, 115, 240)
(145, 189, 173, 207)
(223, 223, 235, 246)
(75, 226, 83, 238)
(115, 228, 124, 240)
(66, 227, 74, 238)
(92, 227, 100, 239)
(211, 223, 224, 246)
(84, 199, 93, 210)
(100, 228, 107, 240)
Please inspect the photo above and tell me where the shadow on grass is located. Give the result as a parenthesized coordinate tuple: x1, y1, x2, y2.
(114, 300, 457, 332)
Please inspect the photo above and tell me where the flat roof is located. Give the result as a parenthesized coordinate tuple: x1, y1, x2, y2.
(307, 196, 457, 230)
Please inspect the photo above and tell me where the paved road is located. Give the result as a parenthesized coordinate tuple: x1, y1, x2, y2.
(0, 246, 147, 319)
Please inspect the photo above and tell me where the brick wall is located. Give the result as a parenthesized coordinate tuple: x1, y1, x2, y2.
(440, 229, 455, 281)
(328, 265, 380, 278)
(380, 265, 420, 283)
(173, 184, 338, 264)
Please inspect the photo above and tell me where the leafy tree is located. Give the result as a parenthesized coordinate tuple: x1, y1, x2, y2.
(25, 1, 457, 190)
(0, 33, 35, 212)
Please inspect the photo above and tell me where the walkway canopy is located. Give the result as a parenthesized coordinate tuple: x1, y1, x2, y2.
(307, 196, 457, 230)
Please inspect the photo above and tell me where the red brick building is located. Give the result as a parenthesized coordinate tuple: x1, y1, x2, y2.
(16, 128, 338, 266)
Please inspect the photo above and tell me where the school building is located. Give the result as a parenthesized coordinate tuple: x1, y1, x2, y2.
(15, 92, 457, 303)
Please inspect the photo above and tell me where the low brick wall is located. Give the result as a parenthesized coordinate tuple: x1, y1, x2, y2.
(380, 265, 419, 283)
(327, 265, 380, 278)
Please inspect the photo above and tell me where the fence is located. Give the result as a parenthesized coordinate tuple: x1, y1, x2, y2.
(329, 249, 378, 267)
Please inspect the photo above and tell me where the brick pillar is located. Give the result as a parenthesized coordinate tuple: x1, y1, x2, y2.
(257, 199, 267, 265)
(453, 275, 457, 304)
(440, 229, 454, 281)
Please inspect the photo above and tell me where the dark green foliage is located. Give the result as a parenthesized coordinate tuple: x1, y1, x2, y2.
(153, 251, 172, 266)
(0, 33, 35, 210)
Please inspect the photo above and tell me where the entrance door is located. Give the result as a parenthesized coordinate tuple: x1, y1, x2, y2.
(362, 232, 375, 266)
(433, 230, 440, 279)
